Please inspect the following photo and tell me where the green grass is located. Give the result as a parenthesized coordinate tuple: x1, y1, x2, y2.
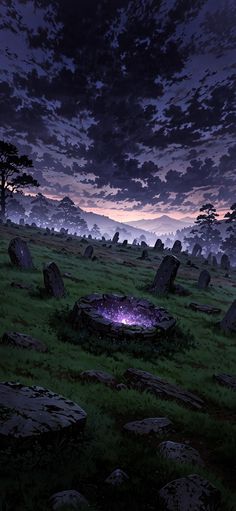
(0, 223, 235, 510)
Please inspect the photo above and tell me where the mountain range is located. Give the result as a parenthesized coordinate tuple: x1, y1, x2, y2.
(125, 215, 195, 235)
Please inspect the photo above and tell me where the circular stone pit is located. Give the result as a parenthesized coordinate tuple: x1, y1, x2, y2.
(70, 293, 176, 341)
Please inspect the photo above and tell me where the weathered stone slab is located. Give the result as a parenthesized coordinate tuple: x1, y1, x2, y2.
(43, 262, 65, 298)
(158, 441, 204, 466)
(80, 370, 117, 387)
(154, 239, 164, 251)
(171, 240, 182, 255)
(8, 237, 33, 269)
(0, 382, 87, 446)
(158, 474, 221, 511)
(124, 368, 204, 410)
(112, 232, 119, 243)
(1, 332, 47, 353)
(150, 255, 180, 295)
(220, 300, 236, 333)
(83, 245, 93, 259)
(198, 269, 211, 289)
(214, 373, 236, 391)
(123, 417, 172, 435)
(105, 469, 129, 486)
(188, 303, 221, 314)
(50, 490, 89, 510)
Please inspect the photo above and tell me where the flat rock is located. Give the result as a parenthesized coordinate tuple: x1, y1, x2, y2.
(124, 368, 204, 410)
(105, 468, 129, 486)
(10, 281, 33, 290)
(80, 370, 117, 387)
(50, 490, 89, 510)
(158, 441, 204, 466)
(214, 373, 236, 391)
(158, 474, 221, 511)
(189, 303, 221, 314)
(123, 417, 172, 435)
(1, 331, 47, 353)
(0, 382, 87, 447)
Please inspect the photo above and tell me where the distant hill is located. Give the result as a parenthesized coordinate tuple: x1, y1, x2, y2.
(125, 215, 194, 235)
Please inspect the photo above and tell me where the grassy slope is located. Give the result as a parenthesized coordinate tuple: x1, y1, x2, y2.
(0, 223, 235, 511)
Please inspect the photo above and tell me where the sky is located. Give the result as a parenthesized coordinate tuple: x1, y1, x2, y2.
(0, 0, 235, 222)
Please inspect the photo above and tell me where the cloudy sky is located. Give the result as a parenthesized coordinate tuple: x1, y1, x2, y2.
(0, 0, 235, 221)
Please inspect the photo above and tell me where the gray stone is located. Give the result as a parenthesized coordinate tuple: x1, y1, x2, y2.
(214, 373, 236, 391)
(159, 441, 204, 466)
(105, 469, 129, 486)
(80, 370, 117, 387)
(189, 303, 221, 314)
(0, 382, 87, 447)
(198, 269, 211, 289)
(158, 474, 221, 511)
(122, 239, 128, 247)
(50, 490, 89, 510)
(8, 237, 33, 269)
(141, 240, 148, 248)
(220, 300, 236, 333)
(83, 245, 93, 259)
(140, 249, 149, 260)
(154, 239, 164, 251)
(171, 240, 182, 255)
(221, 253, 230, 271)
(112, 232, 119, 243)
(1, 331, 47, 353)
(124, 368, 204, 410)
(192, 243, 202, 257)
(150, 255, 180, 295)
(123, 417, 172, 436)
(43, 262, 65, 298)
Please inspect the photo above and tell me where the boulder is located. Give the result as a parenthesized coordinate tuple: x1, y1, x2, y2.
(0, 382, 87, 447)
(1, 331, 47, 353)
(50, 490, 89, 510)
(158, 441, 204, 466)
(83, 245, 93, 259)
(150, 255, 180, 295)
(43, 262, 65, 298)
(214, 373, 236, 391)
(171, 240, 182, 255)
(197, 269, 211, 289)
(123, 417, 172, 436)
(124, 368, 204, 410)
(8, 237, 33, 269)
(220, 300, 236, 333)
(105, 469, 129, 486)
(158, 474, 221, 511)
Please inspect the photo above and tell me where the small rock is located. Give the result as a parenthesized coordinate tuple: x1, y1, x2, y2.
(1, 331, 47, 353)
(80, 370, 117, 387)
(158, 474, 221, 511)
(214, 373, 236, 391)
(50, 490, 89, 510)
(105, 469, 129, 487)
(123, 417, 172, 436)
(159, 441, 204, 466)
(189, 303, 221, 314)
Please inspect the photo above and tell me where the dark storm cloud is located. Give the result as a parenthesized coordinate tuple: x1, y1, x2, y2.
(0, 0, 235, 214)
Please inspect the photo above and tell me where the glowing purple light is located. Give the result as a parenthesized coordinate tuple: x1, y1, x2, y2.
(97, 305, 155, 328)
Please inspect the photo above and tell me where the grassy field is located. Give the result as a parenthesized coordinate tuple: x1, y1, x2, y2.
(0, 223, 235, 511)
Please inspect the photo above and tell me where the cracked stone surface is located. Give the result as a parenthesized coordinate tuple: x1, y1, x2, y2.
(158, 474, 221, 511)
(158, 441, 204, 466)
(123, 417, 172, 435)
(0, 382, 87, 446)
(124, 368, 204, 410)
(1, 331, 48, 353)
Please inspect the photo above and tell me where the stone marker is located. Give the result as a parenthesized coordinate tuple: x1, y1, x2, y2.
(80, 370, 117, 387)
(43, 262, 65, 298)
(8, 237, 33, 269)
(197, 269, 211, 289)
(158, 474, 221, 511)
(221, 253, 230, 271)
(192, 243, 202, 257)
(83, 245, 93, 259)
(141, 240, 148, 248)
(220, 300, 236, 333)
(212, 255, 218, 267)
(0, 382, 87, 447)
(123, 417, 172, 436)
(154, 239, 164, 251)
(140, 249, 149, 260)
(150, 255, 180, 295)
(112, 232, 119, 243)
(188, 303, 221, 314)
(50, 490, 89, 510)
(1, 331, 47, 353)
(171, 240, 182, 255)
(158, 441, 204, 466)
(122, 239, 128, 247)
(105, 469, 129, 486)
(214, 373, 236, 391)
(124, 368, 204, 410)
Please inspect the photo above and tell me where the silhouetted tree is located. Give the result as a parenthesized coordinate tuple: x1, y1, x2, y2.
(90, 223, 101, 238)
(6, 197, 25, 221)
(221, 203, 236, 259)
(194, 203, 221, 252)
(30, 193, 49, 226)
(0, 140, 38, 220)
(52, 196, 88, 234)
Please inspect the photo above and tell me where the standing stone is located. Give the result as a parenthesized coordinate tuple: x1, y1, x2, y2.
(171, 240, 182, 255)
(159, 474, 221, 511)
(122, 239, 128, 247)
(83, 245, 93, 259)
(141, 240, 148, 248)
(207, 252, 213, 265)
(220, 300, 236, 333)
(132, 238, 137, 246)
(221, 253, 230, 271)
(141, 249, 149, 260)
(8, 237, 33, 269)
(212, 255, 218, 267)
(112, 232, 119, 243)
(198, 270, 211, 289)
(43, 262, 65, 298)
(154, 239, 164, 251)
(150, 255, 180, 295)
(192, 243, 202, 257)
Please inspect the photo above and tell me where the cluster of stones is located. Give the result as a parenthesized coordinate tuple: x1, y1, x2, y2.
(70, 293, 176, 341)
